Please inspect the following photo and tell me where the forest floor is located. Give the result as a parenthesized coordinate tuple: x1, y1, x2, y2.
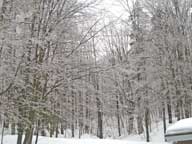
(1, 135, 169, 144)
(1, 121, 171, 144)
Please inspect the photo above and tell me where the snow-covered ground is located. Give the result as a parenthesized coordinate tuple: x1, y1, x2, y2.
(0, 120, 170, 144)
(1, 127, 169, 144)
(166, 117, 192, 134)
(2, 135, 168, 144)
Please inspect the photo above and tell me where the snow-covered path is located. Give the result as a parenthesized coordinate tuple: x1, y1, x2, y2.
(2, 135, 168, 144)
(1, 121, 170, 144)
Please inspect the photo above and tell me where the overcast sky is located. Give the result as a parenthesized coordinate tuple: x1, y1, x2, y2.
(99, 0, 125, 18)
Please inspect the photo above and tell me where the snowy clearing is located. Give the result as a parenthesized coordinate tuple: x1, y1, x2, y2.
(1, 120, 169, 144)
(2, 135, 169, 144)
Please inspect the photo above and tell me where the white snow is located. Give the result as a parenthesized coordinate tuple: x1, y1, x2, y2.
(166, 118, 192, 134)
(1, 135, 168, 144)
(0, 120, 169, 144)
(121, 120, 167, 143)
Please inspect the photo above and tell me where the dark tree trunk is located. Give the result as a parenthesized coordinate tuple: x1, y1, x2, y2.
(17, 133, 23, 144)
(61, 124, 64, 135)
(56, 123, 59, 138)
(145, 108, 150, 142)
(71, 88, 75, 138)
(184, 101, 190, 118)
(117, 114, 121, 137)
(97, 98, 103, 139)
(176, 100, 181, 121)
(71, 108, 75, 138)
(23, 127, 33, 144)
(128, 116, 134, 134)
(17, 123, 23, 144)
(85, 93, 89, 134)
(97, 110, 103, 138)
(4, 120, 9, 129)
(35, 131, 39, 144)
(71, 123, 75, 138)
(167, 96, 172, 123)
(35, 120, 40, 144)
(50, 123, 54, 138)
(116, 95, 121, 137)
(162, 102, 166, 134)
(41, 122, 46, 136)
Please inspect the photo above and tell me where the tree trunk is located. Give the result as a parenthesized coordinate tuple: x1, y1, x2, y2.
(71, 123, 75, 138)
(56, 123, 59, 138)
(117, 114, 121, 137)
(176, 100, 181, 121)
(116, 95, 121, 137)
(85, 92, 89, 134)
(1, 119, 5, 144)
(50, 123, 54, 138)
(17, 123, 23, 144)
(35, 120, 40, 144)
(61, 124, 64, 135)
(137, 116, 143, 134)
(97, 98, 103, 139)
(180, 100, 185, 119)
(162, 102, 166, 134)
(11, 123, 16, 135)
(40, 120, 46, 136)
(184, 97, 190, 118)
(128, 116, 134, 134)
(71, 87, 75, 138)
(23, 127, 33, 144)
(35, 131, 39, 144)
(167, 96, 172, 123)
(145, 108, 150, 142)
(17, 133, 23, 144)
(78, 91, 83, 138)
(23, 109, 35, 144)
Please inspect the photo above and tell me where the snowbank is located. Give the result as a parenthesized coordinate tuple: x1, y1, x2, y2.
(0, 120, 168, 144)
(166, 118, 192, 135)
(1, 135, 168, 144)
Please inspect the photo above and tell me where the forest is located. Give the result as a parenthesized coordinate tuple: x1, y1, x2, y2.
(0, 0, 192, 144)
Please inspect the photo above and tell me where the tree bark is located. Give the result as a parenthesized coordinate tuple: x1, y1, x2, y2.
(176, 100, 181, 121)
(97, 98, 103, 139)
(35, 120, 40, 144)
(145, 108, 150, 142)
(167, 96, 172, 123)
(71, 123, 75, 138)
(61, 124, 64, 135)
(184, 96, 190, 118)
(85, 92, 89, 134)
(116, 95, 121, 137)
(1, 119, 5, 144)
(23, 127, 33, 144)
(11, 123, 16, 135)
(128, 116, 134, 134)
(17, 123, 23, 144)
(162, 102, 166, 134)
(56, 123, 59, 138)
(137, 115, 143, 134)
